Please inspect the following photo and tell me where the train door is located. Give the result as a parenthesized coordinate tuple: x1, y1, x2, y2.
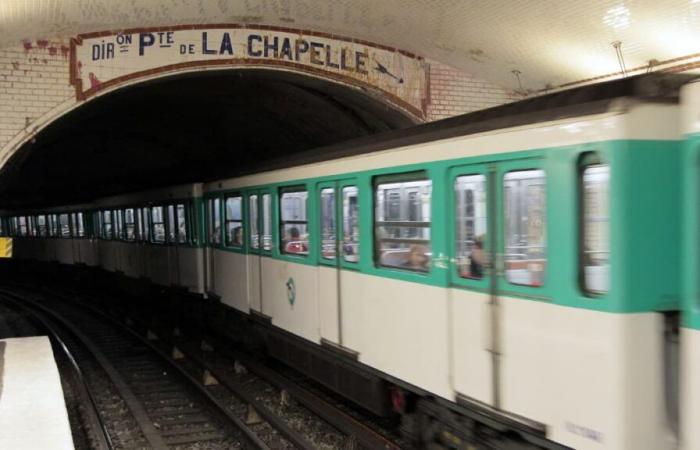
(204, 196, 221, 294)
(317, 179, 359, 345)
(246, 189, 272, 313)
(449, 159, 546, 408)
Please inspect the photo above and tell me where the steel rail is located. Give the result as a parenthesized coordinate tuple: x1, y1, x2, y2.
(0, 292, 114, 450)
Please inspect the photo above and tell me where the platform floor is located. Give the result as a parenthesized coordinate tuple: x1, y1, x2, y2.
(0, 336, 74, 450)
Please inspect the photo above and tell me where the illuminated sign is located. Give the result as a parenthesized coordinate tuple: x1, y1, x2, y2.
(71, 25, 428, 117)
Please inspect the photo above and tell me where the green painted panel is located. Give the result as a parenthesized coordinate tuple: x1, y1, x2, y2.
(682, 135, 700, 330)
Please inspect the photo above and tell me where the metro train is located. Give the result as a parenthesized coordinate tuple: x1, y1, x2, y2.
(2, 73, 700, 450)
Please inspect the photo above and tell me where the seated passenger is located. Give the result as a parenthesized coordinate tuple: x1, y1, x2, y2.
(232, 226, 243, 246)
(469, 235, 486, 279)
(284, 227, 308, 254)
(403, 244, 429, 271)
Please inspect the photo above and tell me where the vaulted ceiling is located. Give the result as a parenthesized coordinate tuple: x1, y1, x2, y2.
(2, 0, 700, 91)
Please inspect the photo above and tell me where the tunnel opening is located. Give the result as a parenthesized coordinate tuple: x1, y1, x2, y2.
(0, 69, 417, 209)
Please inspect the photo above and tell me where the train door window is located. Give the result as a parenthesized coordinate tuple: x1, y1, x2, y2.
(101, 211, 112, 239)
(151, 206, 165, 243)
(124, 208, 136, 241)
(208, 198, 221, 245)
(135, 208, 143, 241)
(224, 196, 243, 247)
(176, 204, 188, 244)
(504, 169, 546, 287)
(166, 205, 176, 244)
(91, 212, 99, 239)
(114, 210, 123, 240)
(375, 174, 432, 272)
(36, 215, 47, 237)
(342, 186, 360, 263)
(27, 216, 36, 237)
(59, 213, 71, 238)
(262, 194, 272, 251)
(320, 188, 336, 260)
(580, 160, 610, 294)
(75, 212, 85, 238)
(249, 195, 259, 249)
(280, 189, 309, 256)
(455, 175, 488, 279)
(50, 214, 58, 237)
(141, 207, 150, 242)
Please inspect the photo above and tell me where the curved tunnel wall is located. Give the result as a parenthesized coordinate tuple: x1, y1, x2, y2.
(0, 68, 417, 208)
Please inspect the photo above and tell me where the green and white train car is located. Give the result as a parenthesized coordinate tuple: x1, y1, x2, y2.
(681, 80, 700, 450)
(200, 75, 689, 450)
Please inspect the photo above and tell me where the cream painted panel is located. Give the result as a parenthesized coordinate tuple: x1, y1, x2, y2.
(77, 240, 97, 266)
(247, 254, 262, 312)
(261, 258, 320, 343)
(147, 246, 170, 286)
(56, 239, 73, 265)
(318, 265, 340, 343)
(341, 271, 452, 399)
(500, 299, 671, 450)
(167, 246, 179, 286)
(177, 247, 204, 293)
(449, 288, 492, 405)
(122, 244, 141, 277)
(681, 328, 700, 450)
(212, 250, 249, 312)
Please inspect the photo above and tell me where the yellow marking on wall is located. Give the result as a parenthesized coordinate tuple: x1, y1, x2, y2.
(0, 238, 13, 258)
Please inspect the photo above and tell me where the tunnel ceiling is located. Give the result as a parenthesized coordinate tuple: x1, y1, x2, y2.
(0, 70, 415, 208)
(3, 1, 700, 91)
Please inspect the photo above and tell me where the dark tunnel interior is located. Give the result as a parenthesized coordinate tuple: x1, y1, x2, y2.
(0, 69, 417, 209)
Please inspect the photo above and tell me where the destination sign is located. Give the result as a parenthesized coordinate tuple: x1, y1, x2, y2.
(71, 25, 428, 117)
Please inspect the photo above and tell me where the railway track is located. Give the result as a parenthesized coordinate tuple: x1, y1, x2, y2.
(0, 287, 303, 450)
(0, 281, 406, 449)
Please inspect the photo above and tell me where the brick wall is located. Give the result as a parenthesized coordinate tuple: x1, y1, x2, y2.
(425, 59, 518, 121)
(0, 40, 74, 152)
(0, 41, 517, 156)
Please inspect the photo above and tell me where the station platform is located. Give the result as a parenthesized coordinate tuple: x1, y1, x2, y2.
(0, 336, 74, 450)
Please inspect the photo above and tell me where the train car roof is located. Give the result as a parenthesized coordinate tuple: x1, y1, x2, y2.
(230, 73, 695, 178)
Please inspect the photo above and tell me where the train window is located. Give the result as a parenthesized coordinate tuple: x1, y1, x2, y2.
(27, 216, 36, 237)
(36, 215, 47, 237)
(262, 194, 272, 251)
(49, 214, 58, 237)
(18, 216, 27, 236)
(135, 208, 143, 241)
(581, 162, 610, 294)
(249, 195, 259, 249)
(71, 212, 84, 238)
(114, 210, 124, 240)
(176, 204, 188, 244)
(76, 212, 85, 238)
(207, 198, 221, 245)
(455, 175, 488, 279)
(100, 211, 110, 239)
(342, 186, 360, 263)
(504, 169, 546, 287)
(280, 189, 309, 256)
(224, 196, 243, 247)
(375, 175, 432, 272)
(166, 205, 176, 243)
(8, 217, 16, 236)
(124, 208, 136, 241)
(320, 188, 336, 260)
(59, 213, 71, 238)
(141, 207, 150, 242)
(151, 206, 165, 243)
